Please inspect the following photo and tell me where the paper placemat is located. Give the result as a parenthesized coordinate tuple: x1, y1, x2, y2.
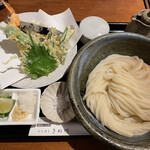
(29, 117, 90, 136)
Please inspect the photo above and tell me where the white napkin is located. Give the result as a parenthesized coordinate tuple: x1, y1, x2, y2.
(0, 9, 82, 89)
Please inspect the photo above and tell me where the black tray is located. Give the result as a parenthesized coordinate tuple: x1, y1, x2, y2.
(0, 22, 127, 141)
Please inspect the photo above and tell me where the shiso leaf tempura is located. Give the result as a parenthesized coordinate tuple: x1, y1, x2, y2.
(22, 33, 58, 79)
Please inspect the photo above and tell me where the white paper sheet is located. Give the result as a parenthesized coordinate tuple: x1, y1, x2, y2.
(0, 69, 25, 89)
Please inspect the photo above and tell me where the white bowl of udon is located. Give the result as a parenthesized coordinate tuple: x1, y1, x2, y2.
(68, 32, 150, 150)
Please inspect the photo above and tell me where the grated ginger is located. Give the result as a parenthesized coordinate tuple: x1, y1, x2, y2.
(11, 106, 29, 121)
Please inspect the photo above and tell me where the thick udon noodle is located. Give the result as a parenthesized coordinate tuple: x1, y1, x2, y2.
(84, 54, 150, 137)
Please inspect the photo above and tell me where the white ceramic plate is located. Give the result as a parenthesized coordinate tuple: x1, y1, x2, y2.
(0, 12, 78, 88)
(0, 89, 41, 125)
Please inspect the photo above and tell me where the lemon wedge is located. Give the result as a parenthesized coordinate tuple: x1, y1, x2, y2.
(0, 98, 15, 118)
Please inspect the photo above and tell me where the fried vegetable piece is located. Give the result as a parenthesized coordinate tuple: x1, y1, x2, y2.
(19, 21, 50, 35)
(2, 25, 31, 48)
(2, 1, 20, 28)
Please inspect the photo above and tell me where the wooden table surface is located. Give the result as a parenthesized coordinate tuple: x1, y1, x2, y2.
(0, 0, 146, 22)
(0, 0, 146, 150)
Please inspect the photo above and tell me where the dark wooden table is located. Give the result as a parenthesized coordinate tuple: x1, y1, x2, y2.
(0, 0, 146, 22)
(0, 0, 147, 149)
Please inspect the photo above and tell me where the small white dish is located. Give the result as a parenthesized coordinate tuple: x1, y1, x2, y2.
(40, 82, 75, 123)
(0, 88, 41, 125)
(79, 16, 110, 43)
